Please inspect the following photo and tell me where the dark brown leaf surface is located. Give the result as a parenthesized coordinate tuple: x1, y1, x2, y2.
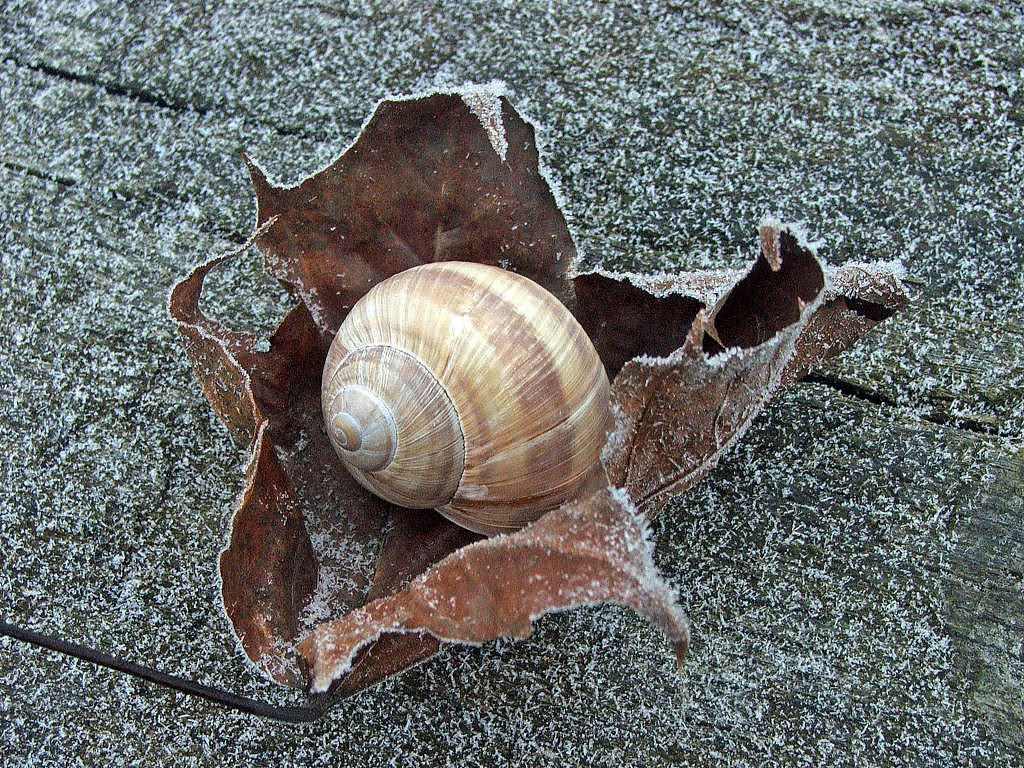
(170, 88, 908, 701)
(246, 84, 578, 338)
(219, 422, 317, 687)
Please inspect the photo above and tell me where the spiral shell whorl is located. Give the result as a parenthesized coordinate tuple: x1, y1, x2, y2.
(322, 262, 611, 535)
(323, 345, 465, 509)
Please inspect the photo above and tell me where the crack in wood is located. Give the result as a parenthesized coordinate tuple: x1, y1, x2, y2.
(3, 56, 316, 141)
(4, 55, 213, 115)
(804, 372, 1006, 438)
(1, 158, 78, 187)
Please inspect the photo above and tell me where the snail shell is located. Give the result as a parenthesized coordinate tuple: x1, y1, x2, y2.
(322, 262, 610, 535)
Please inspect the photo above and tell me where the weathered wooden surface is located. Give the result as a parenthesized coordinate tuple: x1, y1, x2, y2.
(0, 2, 1021, 765)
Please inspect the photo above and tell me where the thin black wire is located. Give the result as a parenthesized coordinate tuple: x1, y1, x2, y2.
(0, 620, 330, 723)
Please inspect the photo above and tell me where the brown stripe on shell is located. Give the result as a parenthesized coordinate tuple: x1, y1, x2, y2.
(467, 263, 601, 530)
(461, 271, 605, 512)
(443, 332, 610, 533)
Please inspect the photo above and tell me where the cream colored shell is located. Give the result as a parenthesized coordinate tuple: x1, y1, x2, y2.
(321, 262, 610, 535)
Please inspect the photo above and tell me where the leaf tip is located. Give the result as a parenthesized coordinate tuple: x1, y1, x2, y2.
(758, 221, 783, 271)
(241, 150, 277, 199)
(672, 629, 690, 670)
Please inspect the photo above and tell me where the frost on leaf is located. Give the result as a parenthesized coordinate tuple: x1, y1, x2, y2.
(460, 81, 510, 161)
(575, 227, 908, 383)
(298, 488, 690, 694)
(588, 224, 909, 513)
(170, 249, 475, 691)
(170, 87, 908, 703)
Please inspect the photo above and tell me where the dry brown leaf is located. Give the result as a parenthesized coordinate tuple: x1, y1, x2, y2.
(602, 226, 824, 511)
(219, 422, 317, 687)
(170, 248, 469, 691)
(170, 86, 908, 703)
(575, 226, 908, 385)
(245, 85, 577, 339)
(578, 224, 908, 512)
(297, 487, 690, 694)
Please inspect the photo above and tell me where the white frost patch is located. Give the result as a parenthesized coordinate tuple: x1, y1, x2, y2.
(577, 264, 740, 306)
(601, 401, 630, 468)
(460, 81, 509, 161)
(837, 259, 908, 283)
(298, 565, 349, 630)
(824, 260, 912, 306)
